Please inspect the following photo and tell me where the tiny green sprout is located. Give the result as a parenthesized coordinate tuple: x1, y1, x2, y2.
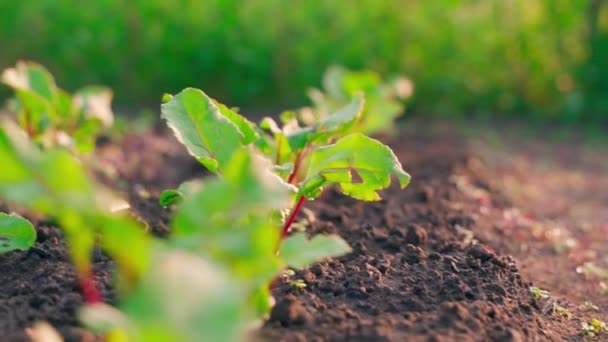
(290, 279, 307, 290)
(581, 318, 606, 337)
(283, 269, 296, 278)
(529, 286, 551, 300)
(553, 304, 573, 319)
(582, 301, 600, 312)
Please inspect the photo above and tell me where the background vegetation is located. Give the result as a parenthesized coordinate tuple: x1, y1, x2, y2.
(1, 0, 607, 123)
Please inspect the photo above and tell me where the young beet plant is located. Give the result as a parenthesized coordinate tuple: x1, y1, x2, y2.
(305, 64, 413, 135)
(160, 87, 410, 287)
(1, 61, 114, 153)
(0, 121, 151, 303)
(0, 61, 118, 300)
(0, 121, 249, 341)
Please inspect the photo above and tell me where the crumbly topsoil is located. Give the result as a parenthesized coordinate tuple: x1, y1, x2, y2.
(0, 124, 592, 341)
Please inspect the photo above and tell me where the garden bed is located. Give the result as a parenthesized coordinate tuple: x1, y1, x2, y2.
(3, 122, 599, 341)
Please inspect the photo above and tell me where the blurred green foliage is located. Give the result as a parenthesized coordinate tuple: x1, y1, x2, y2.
(1, 0, 607, 122)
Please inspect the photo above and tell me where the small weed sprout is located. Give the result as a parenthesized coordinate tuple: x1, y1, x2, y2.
(290, 279, 307, 290)
(581, 318, 606, 337)
(552, 304, 573, 319)
(529, 286, 551, 300)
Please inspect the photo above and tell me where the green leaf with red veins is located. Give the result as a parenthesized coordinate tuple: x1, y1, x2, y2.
(299, 133, 410, 201)
(161, 88, 246, 174)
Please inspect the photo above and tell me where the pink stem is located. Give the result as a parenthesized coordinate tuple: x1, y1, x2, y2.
(281, 195, 306, 240)
(79, 272, 103, 304)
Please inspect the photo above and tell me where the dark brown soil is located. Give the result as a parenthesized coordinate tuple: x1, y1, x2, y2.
(260, 133, 571, 341)
(0, 122, 604, 341)
(0, 219, 113, 342)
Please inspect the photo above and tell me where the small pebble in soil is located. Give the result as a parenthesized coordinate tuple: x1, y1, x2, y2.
(416, 185, 434, 202)
(269, 296, 311, 326)
(405, 224, 428, 246)
(467, 244, 495, 262)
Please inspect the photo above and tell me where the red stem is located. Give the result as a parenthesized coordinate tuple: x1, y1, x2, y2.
(271, 195, 306, 290)
(272, 150, 307, 289)
(79, 272, 103, 304)
(277, 195, 306, 250)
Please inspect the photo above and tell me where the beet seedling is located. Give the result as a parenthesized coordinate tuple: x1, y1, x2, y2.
(0, 121, 152, 303)
(161, 87, 410, 250)
(1, 61, 114, 153)
(306, 64, 413, 135)
(160, 79, 410, 318)
(0, 62, 132, 303)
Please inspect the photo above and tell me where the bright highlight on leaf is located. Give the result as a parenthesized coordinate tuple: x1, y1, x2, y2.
(161, 88, 257, 174)
(300, 133, 410, 200)
(0, 212, 36, 253)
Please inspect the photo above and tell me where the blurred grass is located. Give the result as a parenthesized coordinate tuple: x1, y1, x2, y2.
(1, 0, 607, 123)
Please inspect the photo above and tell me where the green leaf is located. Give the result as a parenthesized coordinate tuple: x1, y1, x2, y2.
(357, 98, 403, 135)
(307, 93, 364, 143)
(300, 133, 410, 200)
(280, 233, 352, 269)
(2, 62, 60, 135)
(161, 88, 245, 174)
(115, 250, 247, 342)
(0, 212, 36, 253)
(259, 117, 293, 165)
(0, 121, 145, 283)
(97, 214, 152, 284)
(2, 61, 58, 103)
(172, 150, 291, 285)
(214, 101, 259, 144)
(322, 65, 348, 101)
(342, 69, 382, 97)
(264, 95, 364, 162)
(73, 86, 115, 127)
(250, 285, 273, 318)
(159, 189, 183, 207)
